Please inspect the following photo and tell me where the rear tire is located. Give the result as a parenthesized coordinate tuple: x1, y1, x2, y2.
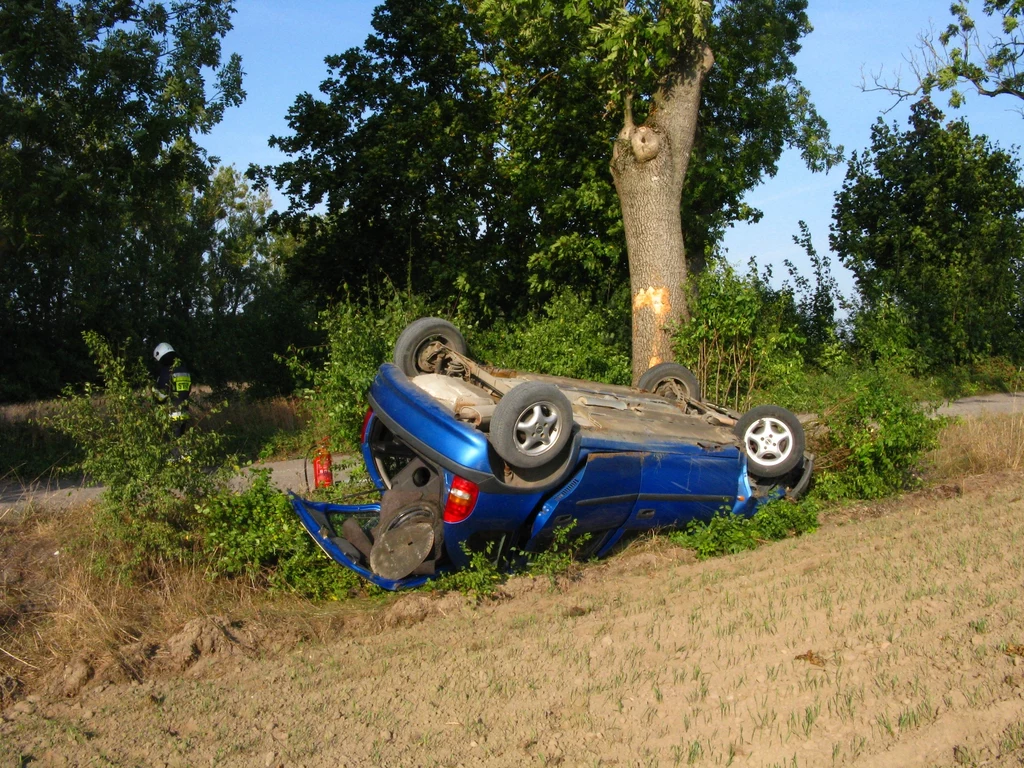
(637, 362, 702, 402)
(393, 318, 468, 376)
(735, 405, 805, 478)
(490, 382, 573, 470)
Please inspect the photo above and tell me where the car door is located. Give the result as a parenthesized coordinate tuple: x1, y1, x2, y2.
(621, 445, 742, 531)
(523, 451, 642, 553)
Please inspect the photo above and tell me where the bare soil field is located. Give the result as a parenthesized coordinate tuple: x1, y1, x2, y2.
(3, 469, 1024, 767)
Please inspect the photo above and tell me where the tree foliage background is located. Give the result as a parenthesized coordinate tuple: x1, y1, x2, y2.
(252, 0, 838, 333)
(2, 0, 1023, 408)
(0, 0, 309, 400)
(832, 100, 1024, 368)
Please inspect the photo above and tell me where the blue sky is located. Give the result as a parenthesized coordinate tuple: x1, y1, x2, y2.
(203, 0, 1023, 298)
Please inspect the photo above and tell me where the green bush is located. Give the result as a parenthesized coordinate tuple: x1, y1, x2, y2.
(429, 541, 503, 599)
(286, 286, 433, 446)
(47, 332, 228, 563)
(474, 290, 631, 385)
(199, 469, 362, 599)
(848, 296, 922, 377)
(812, 368, 943, 500)
(673, 499, 820, 559)
(670, 499, 819, 559)
(673, 261, 804, 409)
(525, 522, 592, 585)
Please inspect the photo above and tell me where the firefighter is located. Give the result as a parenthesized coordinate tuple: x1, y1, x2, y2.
(152, 342, 192, 438)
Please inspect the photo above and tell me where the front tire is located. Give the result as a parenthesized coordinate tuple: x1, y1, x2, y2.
(490, 382, 573, 470)
(735, 405, 805, 478)
(393, 318, 468, 377)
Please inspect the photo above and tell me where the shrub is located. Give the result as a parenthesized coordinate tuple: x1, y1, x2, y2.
(198, 469, 362, 599)
(673, 261, 804, 409)
(525, 522, 592, 586)
(811, 368, 943, 500)
(429, 541, 503, 599)
(474, 290, 631, 385)
(286, 286, 432, 446)
(670, 498, 819, 559)
(47, 332, 228, 564)
(848, 295, 922, 377)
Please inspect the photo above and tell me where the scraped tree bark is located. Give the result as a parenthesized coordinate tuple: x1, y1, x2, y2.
(611, 47, 714, 382)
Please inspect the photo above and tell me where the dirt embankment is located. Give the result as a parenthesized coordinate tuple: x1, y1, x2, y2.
(3, 473, 1024, 767)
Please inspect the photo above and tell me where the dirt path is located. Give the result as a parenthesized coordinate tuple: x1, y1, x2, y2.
(3, 474, 1024, 767)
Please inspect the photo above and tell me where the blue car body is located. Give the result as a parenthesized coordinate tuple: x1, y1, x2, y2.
(291, 362, 811, 590)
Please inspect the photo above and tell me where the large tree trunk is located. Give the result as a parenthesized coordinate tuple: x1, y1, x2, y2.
(611, 47, 713, 383)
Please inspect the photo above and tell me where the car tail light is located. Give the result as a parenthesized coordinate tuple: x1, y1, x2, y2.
(443, 476, 479, 523)
(360, 409, 373, 442)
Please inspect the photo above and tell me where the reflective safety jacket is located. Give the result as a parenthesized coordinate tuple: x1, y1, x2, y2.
(153, 364, 192, 420)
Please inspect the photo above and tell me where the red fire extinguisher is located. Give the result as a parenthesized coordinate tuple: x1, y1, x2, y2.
(312, 440, 334, 489)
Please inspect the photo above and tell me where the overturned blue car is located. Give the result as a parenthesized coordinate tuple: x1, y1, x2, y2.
(291, 318, 813, 590)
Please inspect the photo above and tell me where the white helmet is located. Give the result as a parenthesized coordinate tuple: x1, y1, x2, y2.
(153, 342, 175, 364)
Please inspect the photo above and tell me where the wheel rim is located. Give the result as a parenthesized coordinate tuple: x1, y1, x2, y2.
(513, 401, 562, 456)
(742, 417, 793, 467)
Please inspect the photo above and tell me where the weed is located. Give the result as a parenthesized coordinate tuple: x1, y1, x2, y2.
(876, 712, 895, 737)
(429, 542, 502, 599)
(1000, 722, 1024, 753)
(811, 367, 943, 499)
(198, 469, 362, 599)
(669, 498, 818, 560)
(526, 522, 592, 586)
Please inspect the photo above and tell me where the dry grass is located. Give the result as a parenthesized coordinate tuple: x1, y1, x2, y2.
(201, 394, 312, 460)
(0, 504, 250, 702)
(1, 393, 310, 483)
(198, 394, 306, 434)
(0, 498, 370, 705)
(0, 400, 80, 482)
(925, 410, 1024, 480)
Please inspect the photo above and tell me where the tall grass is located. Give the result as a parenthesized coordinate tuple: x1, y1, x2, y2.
(925, 411, 1024, 479)
(201, 394, 310, 460)
(0, 401, 81, 481)
(1, 392, 311, 483)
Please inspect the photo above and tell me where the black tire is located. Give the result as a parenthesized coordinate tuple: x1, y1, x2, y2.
(490, 382, 573, 470)
(393, 318, 468, 377)
(734, 405, 805, 478)
(637, 362, 702, 402)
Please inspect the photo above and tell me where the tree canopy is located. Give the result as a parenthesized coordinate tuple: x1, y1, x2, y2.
(831, 100, 1024, 367)
(0, 0, 245, 399)
(254, 0, 838, 377)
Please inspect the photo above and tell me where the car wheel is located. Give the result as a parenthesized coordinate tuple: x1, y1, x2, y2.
(735, 405, 805, 478)
(637, 362, 702, 402)
(490, 382, 573, 470)
(393, 317, 468, 376)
